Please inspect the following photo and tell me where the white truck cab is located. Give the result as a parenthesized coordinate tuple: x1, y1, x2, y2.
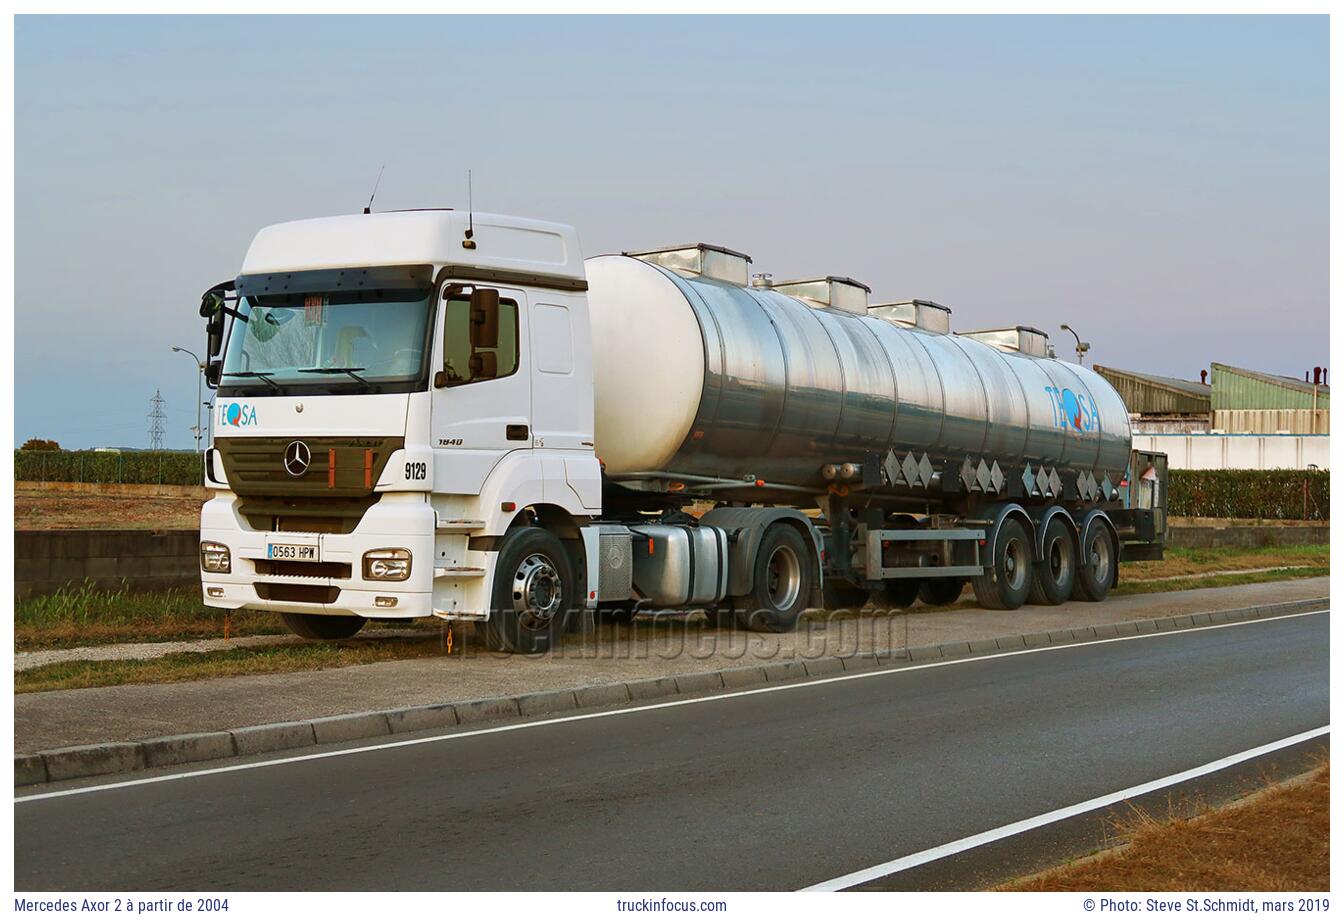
(200, 210, 605, 650)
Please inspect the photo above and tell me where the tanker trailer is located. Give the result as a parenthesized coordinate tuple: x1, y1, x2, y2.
(194, 210, 1166, 653)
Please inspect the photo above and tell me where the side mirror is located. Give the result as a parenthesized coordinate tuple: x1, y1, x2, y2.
(205, 359, 223, 388)
(468, 351, 498, 379)
(469, 288, 500, 349)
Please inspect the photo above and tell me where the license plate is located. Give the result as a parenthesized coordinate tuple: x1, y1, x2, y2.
(267, 543, 320, 562)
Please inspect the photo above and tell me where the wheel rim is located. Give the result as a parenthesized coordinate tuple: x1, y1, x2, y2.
(1049, 536, 1069, 586)
(512, 553, 562, 630)
(1003, 536, 1027, 592)
(1089, 531, 1112, 584)
(766, 544, 802, 611)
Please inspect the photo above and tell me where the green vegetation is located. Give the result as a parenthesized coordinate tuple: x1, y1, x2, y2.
(1169, 469, 1329, 521)
(1113, 566, 1328, 596)
(15, 583, 286, 650)
(14, 449, 202, 485)
(16, 635, 446, 694)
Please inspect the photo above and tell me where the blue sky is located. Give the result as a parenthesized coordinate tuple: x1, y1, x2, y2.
(15, 14, 1328, 449)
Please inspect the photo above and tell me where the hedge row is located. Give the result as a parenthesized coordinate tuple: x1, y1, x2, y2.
(1168, 469, 1329, 521)
(15, 450, 203, 485)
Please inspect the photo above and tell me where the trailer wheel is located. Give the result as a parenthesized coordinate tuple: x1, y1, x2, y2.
(483, 527, 576, 653)
(822, 581, 870, 612)
(280, 613, 366, 640)
(971, 517, 1033, 610)
(737, 525, 814, 633)
(1071, 518, 1117, 602)
(870, 579, 921, 611)
(1028, 516, 1076, 606)
(917, 577, 966, 607)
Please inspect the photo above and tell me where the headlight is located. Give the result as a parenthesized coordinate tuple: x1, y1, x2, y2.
(200, 541, 231, 573)
(363, 548, 412, 581)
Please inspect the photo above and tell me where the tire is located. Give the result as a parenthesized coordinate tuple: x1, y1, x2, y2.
(1071, 518, 1117, 602)
(971, 517, 1034, 611)
(1028, 515, 1077, 606)
(483, 527, 577, 653)
(917, 577, 966, 607)
(596, 600, 641, 624)
(870, 579, 921, 611)
(280, 612, 366, 640)
(736, 524, 815, 633)
(822, 581, 870, 612)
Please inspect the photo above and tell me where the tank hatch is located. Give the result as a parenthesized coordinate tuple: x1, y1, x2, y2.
(959, 325, 1051, 357)
(771, 276, 871, 315)
(625, 243, 752, 286)
(868, 299, 951, 334)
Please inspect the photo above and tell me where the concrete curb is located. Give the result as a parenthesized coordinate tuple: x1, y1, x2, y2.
(16, 597, 1328, 788)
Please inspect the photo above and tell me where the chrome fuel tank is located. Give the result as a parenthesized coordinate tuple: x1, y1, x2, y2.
(585, 254, 1132, 501)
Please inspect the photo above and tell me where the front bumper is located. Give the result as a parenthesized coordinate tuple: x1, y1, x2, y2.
(200, 491, 435, 620)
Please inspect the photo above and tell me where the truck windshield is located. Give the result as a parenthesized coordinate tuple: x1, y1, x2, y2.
(220, 287, 433, 394)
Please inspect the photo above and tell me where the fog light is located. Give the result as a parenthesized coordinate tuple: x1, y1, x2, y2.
(200, 541, 231, 573)
(374, 596, 398, 608)
(363, 548, 412, 581)
(207, 587, 225, 598)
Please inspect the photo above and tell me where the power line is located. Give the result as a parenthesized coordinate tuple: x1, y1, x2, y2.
(147, 389, 167, 450)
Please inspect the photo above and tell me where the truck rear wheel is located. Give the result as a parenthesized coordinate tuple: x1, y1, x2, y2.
(917, 577, 966, 607)
(1028, 516, 1076, 606)
(1071, 518, 1117, 602)
(280, 612, 366, 640)
(483, 527, 576, 653)
(971, 517, 1033, 610)
(870, 579, 920, 611)
(736, 524, 814, 633)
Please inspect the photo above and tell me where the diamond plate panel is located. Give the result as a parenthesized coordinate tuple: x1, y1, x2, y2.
(1047, 467, 1062, 497)
(975, 459, 992, 492)
(917, 453, 933, 488)
(1036, 466, 1051, 497)
(1099, 474, 1114, 500)
(989, 461, 1004, 494)
(883, 449, 902, 486)
(960, 457, 976, 492)
(1021, 463, 1038, 495)
(902, 452, 921, 488)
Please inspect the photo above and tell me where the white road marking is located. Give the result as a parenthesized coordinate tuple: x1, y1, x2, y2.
(800, 724, 1331, 891)
(15, 607, 1328, 803)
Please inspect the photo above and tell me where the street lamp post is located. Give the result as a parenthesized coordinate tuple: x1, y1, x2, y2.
(171, 345, 205, 453)
(1059, 324, 1091, 365)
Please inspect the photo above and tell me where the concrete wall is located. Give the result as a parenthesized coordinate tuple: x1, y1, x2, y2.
(1132, 433, 1329, 470)
(1167, 521, 1328, 549)
(16, 530, 199, 599)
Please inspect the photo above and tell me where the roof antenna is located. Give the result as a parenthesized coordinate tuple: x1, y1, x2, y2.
(363, 165, 385, 214)
(462, 169, 477, 250)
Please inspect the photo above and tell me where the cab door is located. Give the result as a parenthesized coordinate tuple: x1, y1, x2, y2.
(429, 283, 531, 493)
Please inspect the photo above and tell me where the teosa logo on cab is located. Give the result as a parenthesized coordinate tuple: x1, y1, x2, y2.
(220, 402, 258, 427)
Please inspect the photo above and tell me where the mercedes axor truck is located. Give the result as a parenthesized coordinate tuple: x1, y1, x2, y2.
(196, 209, 1167, 653)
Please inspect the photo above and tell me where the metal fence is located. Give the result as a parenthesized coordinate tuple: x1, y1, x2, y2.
(14, 450, 203, 486)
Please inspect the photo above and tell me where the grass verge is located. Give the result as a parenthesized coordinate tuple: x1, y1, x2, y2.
(1112, 566, 1329, 596)
(15, 635, 446, 694)
(1003, 757, 1329, 891)
(1124, 544, 1328, 580)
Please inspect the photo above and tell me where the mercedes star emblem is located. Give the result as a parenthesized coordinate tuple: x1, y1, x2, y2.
(284, 440, 312, 477)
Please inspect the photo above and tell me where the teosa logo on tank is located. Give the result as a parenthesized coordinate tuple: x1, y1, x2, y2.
(1043, 386, 1100, 433)
(219, 402, 259, 427)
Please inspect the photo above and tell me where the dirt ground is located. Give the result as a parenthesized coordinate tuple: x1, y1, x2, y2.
(1005, 758, 1329, 891)
(15, 486, 205, 530)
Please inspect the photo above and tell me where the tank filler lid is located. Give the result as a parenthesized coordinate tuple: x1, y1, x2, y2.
(868, 299, 952, 334)
(770, 276, 871, 315)
(958, 325, 1051, 358)
(624, 243, 752, 286)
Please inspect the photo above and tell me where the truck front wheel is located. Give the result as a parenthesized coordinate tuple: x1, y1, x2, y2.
(280, 612, 366, 640)
(484, 527, 576, 653)
(736, 525, 815, 633)
(971, 517, 1033, 610)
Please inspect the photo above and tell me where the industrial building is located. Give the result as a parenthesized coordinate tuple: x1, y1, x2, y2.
(1210, 362, 1329, 435)
(1093, 366, 1211, 434)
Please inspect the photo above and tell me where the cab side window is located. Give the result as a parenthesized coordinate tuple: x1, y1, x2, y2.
(441, 296, 519, 386)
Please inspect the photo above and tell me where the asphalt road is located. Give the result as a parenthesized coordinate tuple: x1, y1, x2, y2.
(15, 610, 1329, 891)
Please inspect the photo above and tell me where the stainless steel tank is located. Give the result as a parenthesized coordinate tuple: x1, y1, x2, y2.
(585, 251, 1132, 502)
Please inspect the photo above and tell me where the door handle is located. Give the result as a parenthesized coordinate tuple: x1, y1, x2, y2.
(506, 424, 529, 441)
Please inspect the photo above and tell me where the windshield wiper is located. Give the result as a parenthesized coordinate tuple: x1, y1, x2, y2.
(225, 371, 281, 391)
(299, 367, 370, 385)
